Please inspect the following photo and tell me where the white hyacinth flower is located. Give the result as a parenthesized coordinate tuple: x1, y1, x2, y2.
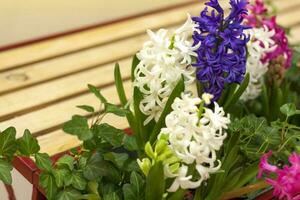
(167, 165, 202, 192)
(134, 14, 198, 125)
(241, 26, 276, 101)
(159, 93, 230, 192)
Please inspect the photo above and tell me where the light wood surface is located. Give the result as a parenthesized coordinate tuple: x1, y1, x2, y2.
(0, 0, 300, 156)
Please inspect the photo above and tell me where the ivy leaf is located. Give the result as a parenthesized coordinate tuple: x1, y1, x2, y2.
(103, 192, 120, 200)
(0, 127, 17, 160)
(145, 161, 165, 200)
(18, 129, 40, 156)
(280, 103, 300, 117)
(63, 115, 93, 141)
(105, 162, 122, 183)
(88, 84, 107, 103)
(103, 152, 129, 169)
(53, 168, 71, 188)
(0, 159, 13, 184)
(70, 171, 87, 190)
(130, 171, 144, 196)
(77, 105, 95, 113)
(56, 188, 81, 200)
(56, 155, 74, 171)
(123, 135, 138, 151)
(93, 123, 125, 147)
(35, 153, 53, 172)
(105, 103, 130, 117)
(39, 172, 58, 200)
(83, 153, 104, 180)
(80, 194, 100, 200)
(123, 184, 136, 200)
(87, 181, 99, 195)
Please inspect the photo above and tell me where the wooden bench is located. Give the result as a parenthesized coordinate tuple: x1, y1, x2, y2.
(1, 0, 300, 199)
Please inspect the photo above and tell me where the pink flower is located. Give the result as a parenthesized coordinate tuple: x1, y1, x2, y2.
(245, 0, 292, 69)
(262, 17, 293, 69)
(258, 151, 300, 200)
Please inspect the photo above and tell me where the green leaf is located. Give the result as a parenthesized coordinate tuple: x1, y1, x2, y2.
(280, 103, 299, 117)
(35, 153, 52, 172)
(133, 87, 147, 146)
(130, 171, 144, 196)
(104, 162, 122, 183)
(56, 155, 74, 171)
(114, 63, 128, 105)
(105, 103, 130, 117)
(103, 152, 129, 169)
(71, 171, 87, 190)
(224, 73, 250, 111)
(167, 189, 186, 200)
(39, 172, 58, 200)
(103, 192, 120, 200)
(145, 161, 165, 200)
(150, 77, 184, 143)
(88, 84, 107, 103)
(114, 63, 137, 136)
(0, 159, 13, 184)
(53, 168, 71, 188)
(131, 55, 140, 82)
(0, 127, 17, 160)
(261, 84, 270, 118)
(63, 115, 93, 141)
(93, 123, 125, 147)
(80, 194, 101, 200)
(56, 188, 81, 200)
(123, 135, 138, 151)
(235, 162, 259, 188)
(83, 153, 104, 180)
(77, 105, 95, 113)
(17, 129, 40, 156)
(123, 184, 136, 200)
(87, 181, 99, 195)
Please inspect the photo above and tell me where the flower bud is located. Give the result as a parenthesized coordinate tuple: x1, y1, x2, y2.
(155, 139, 168, 155)
(137, 158, 152, 176)
(145, 142, 156, 159)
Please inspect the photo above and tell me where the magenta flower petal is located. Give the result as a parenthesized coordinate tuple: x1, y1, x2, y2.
(258, 151, 300, 200)
(258, 151, 278, 178)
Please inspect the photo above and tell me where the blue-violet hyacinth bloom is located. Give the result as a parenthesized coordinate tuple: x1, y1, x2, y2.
(192, 0, 250, 100)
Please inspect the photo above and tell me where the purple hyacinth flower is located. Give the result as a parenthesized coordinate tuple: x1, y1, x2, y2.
(192, 0, 250, 100)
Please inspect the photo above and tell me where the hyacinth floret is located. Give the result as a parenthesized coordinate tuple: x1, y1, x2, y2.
(241, 26, 276, 101)
(134, 15, 198, 125)
(246, 0, 292, 69)
(192, 0, 250, 100)
(158, 93, 230, 192)
(258, 151, 300, 200)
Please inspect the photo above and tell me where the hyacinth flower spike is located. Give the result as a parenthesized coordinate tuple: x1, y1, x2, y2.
(258, 151, 300, 200)
(192, 0, 250, 101)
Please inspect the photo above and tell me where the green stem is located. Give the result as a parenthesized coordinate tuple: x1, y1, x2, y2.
(194, 187, 203, 200)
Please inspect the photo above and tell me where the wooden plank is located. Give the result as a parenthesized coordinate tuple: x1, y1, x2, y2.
(1, 0, 298, 96)
(0, 58, 132, 121)
(0, 0, 297, 72)
(0, 1, 300, 95)
(289, 25, 300, 44)
(0, 34, 145, 95)
(276, 8, 300, 27)
(0, 80, 131, 137)
(0, 1, 202, 71)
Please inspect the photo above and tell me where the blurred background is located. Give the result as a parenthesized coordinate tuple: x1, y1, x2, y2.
(0, 0, 184, 47)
